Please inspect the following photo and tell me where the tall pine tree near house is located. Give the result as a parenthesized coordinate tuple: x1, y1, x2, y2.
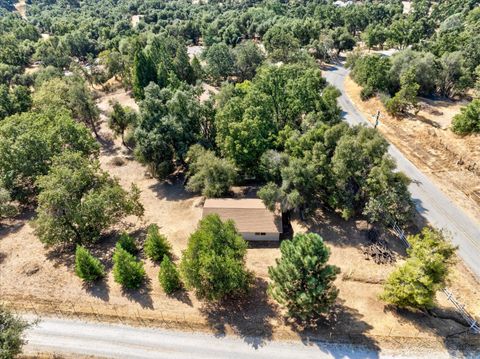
(268, 233, 340, 323)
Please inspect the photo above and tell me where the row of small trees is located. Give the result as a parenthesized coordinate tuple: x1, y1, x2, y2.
(76, 213, 454, 323)
(76, 224, 180, 294)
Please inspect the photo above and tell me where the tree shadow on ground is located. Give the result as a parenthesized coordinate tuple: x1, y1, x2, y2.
(291, 300, 381, 359)
(302, 210, 407, 258)
(0, 210, 34, 240)
(83, 278, 110, 302)
(0, 252, 6, 264)
(170, 289, 193, 307)
(149, 173, 197, 202)
(122, 276, 154, 309)
(200, 278, 277, 349)
(385, 305, 480, 358)
(97, 131, 119, 156)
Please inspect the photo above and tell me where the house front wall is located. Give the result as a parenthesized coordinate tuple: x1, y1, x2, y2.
(241, 232, 279, 241)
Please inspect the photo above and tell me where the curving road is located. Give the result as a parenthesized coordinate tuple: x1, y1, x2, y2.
(323, 64, 480, 279)
(23, 316, 454, 359)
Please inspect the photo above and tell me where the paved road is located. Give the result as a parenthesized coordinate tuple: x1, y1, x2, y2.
(324, 64, 480, 279)
(24, 316, 452, 359)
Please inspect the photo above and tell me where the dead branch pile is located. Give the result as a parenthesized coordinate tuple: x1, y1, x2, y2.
(362, 240, 396, 264)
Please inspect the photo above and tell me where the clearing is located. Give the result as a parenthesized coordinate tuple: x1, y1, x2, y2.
(1, 88, 479, 355)
(344, 76, 480, 226)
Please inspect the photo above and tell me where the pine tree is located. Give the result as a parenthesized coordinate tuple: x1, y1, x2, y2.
(132, 50, 157, 100)
(75, 245, 105, 282)
(268, 233, 340, 323)
(112, 244, 146, 289)
(381, 228, 456, 309)
(144, 224, 172, 262)
(159, 255, 181, 294)
(117, 232, 137, 255)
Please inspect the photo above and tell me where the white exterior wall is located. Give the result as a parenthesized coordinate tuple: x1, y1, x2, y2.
(241, 232, 279, 241)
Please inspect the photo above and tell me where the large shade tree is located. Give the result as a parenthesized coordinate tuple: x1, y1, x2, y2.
(34, 151, 144, 246)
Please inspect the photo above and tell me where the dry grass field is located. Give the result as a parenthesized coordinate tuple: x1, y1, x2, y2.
(344, 76, 480, 226)
(1, 89, 479, 355)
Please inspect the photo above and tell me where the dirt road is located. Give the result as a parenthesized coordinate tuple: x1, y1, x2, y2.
(323, 64, 480, 279)
(23, 316, 457, 359)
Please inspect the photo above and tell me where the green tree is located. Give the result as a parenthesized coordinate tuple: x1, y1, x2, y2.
(117, 232, 138, 255)
(233, 40, 264, 82)
(268, 233, 340, 323)
(385, 66, 420, 116)
(0, 111, 98, 203)
(113, 244, 146, 289)
(33, 77, 100, 136)
(34, 151, 144, 246)
(75, 245, 105, 282)
(180, 214, 252, 301)
(185, 144, 237, 197)
(159, 255, 181, 294)
(204, 42, 235, 82)
(451, 99, 480, 135)
(381, 228, 457, 309)
(134, 83, 201, 178)
(263, 25, 300, 63)
(108, 101, 137, 147)
(132, 50, 157, 100)
(0, 305, 31, 359)
(144, 224, 172, 262)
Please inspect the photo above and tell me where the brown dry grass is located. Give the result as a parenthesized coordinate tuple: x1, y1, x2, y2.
(1, 90, 479, 354)
(344, 76, 480, 225)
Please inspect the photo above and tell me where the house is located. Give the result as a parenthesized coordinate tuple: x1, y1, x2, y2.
(202, 198, 282, 241)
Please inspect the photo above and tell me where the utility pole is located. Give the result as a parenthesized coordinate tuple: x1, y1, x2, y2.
(372, 110, 381, 129)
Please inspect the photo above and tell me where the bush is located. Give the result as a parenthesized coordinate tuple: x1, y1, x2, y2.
(268, 233, 340, 322)
(144, 224, 172, 262)
(117, 232, 137, 255)
(112, 244, 146, 289)
(180, 214, 252, 301)
(0, 305, 31, 359)
(451, 99, 480, 135)
(380, 228, 456, 309)
(360, 86, 375, 100)
(158, 255, 181, 294)
(74, 245, 105, 282)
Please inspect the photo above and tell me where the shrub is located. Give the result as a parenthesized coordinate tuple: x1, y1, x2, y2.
(380, 228, 456, 309)
(268, 233, 340, 322)
(144, 224, 172, 262)
(180, 214, 252, 301)
(158, 255, 181, 294)
(451, 99, 480, 135)
(117, 232, 137, 255)
(112, 244, 145, 289)
(0, 305, 31, 359)
(360, 86, 375, 100)
(74, 245, 105, 282)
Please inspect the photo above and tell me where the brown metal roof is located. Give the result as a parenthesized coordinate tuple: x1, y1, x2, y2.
(202, 198, 283, 233)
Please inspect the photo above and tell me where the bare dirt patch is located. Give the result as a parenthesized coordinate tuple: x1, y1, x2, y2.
(344, 76, 480, 225)
(14, 0, 26, 18)
(1, 89, 479, 354)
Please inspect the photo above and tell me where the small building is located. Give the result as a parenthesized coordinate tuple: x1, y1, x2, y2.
(202, 198, 282, 241)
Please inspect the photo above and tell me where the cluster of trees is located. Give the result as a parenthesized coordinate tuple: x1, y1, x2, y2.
(348, 48, 475, 108)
